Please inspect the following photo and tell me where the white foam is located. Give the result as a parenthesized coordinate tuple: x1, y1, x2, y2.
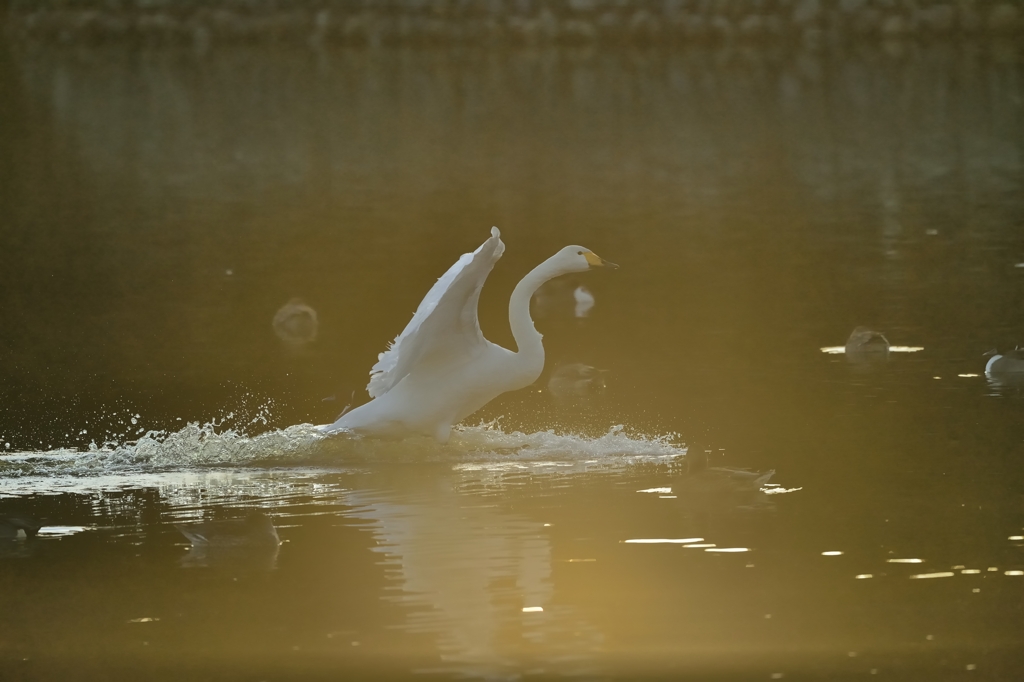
(0, 421, 686, 481)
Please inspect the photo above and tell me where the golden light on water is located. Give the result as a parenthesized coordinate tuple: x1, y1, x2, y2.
(762, 487, 803, 495)
(910, 572, 955, 580)
(819, 346, 924, 354)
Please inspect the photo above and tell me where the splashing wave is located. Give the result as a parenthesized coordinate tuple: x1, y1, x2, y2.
(0, 421, 685, 478)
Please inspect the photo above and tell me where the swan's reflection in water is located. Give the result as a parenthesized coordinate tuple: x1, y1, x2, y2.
(345, 481, 602, 679)
(336, 455, 783, 679)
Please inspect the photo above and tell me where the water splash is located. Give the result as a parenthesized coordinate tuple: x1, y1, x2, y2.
(450, 423, 684, 470)
(0, 419, 686, 478)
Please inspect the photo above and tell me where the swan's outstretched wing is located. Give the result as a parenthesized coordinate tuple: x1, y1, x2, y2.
(366, 227, 505, 398)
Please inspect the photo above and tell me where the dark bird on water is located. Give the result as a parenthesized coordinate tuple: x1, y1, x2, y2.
(845, 326, 890, 354)
(985, 347, 1024, 374)
(0, 515, 42, 540)
(547, 363, 609, 402)
(175, 512, 280, 547)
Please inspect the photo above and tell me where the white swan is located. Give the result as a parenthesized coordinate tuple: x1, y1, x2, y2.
(319, 227, 617, 442)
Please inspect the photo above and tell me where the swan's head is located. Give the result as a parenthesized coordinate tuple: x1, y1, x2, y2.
(551, 246, 619, 275)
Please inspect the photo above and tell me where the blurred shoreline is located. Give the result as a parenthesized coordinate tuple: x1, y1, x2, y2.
(6, 0, 1023, 49)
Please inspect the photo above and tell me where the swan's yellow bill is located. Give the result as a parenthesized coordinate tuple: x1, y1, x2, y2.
(584, 251, 618, 268)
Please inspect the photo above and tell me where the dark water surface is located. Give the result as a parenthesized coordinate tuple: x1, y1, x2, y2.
(2, 42, 1024, 680)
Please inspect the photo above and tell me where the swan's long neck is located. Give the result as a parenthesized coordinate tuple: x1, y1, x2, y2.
(508, 257, 564, 360)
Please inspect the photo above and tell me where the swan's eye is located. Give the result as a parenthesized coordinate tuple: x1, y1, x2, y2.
(577, 250, 584, 255)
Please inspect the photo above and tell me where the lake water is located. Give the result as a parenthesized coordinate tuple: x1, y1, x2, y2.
(2, 41, 1024, 680)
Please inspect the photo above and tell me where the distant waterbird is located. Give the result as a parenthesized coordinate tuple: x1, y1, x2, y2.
(820, 327, 922, 358)
(532, 279, 596, 321)
(175, 512, 280, 548)
(547, 363, 609, 404)
(845, 326, 890, 354)
(573, 285, 595, 318)
(984, 348, 1024, 389)
(985, 347, 1024, 374)
(0, 515, 42, 540)
(176, 512, 281, 569)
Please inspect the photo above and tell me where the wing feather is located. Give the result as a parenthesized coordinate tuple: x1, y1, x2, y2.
(366, 227, 505, 398)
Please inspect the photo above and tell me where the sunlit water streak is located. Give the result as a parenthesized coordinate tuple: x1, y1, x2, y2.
(819, 346, 925, 354)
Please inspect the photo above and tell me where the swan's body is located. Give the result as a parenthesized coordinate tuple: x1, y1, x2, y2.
(319, 227, 616, 442)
